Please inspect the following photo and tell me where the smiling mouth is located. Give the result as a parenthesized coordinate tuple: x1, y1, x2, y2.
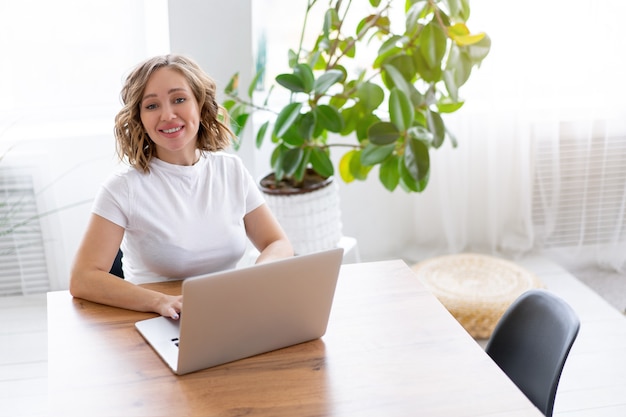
(161, 126, 182, 134)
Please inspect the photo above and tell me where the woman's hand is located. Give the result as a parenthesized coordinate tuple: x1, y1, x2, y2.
(71, 214, 185, 318)
(157, 294, 183, 320)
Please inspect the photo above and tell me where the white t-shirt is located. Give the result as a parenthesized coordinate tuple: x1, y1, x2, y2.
(92, 152, 265, 284)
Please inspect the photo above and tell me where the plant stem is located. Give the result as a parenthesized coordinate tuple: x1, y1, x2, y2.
(428, 0, 450, 35)
(321, 142, 361, 150)
(225, 93, 279, 115)
(297, 0, 319, 63)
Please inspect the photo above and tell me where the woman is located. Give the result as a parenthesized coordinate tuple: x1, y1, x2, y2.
(70, 54, 293, 319)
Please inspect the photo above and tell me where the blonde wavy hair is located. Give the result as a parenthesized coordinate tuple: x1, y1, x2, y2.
(114, 54, 233, 172)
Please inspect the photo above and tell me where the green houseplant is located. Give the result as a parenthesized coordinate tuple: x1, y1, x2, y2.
(224, 0, 490, 193)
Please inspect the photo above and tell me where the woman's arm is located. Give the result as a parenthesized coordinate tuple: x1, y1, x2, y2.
(69, 214, 182, 319)
(244, 204, 294, 263)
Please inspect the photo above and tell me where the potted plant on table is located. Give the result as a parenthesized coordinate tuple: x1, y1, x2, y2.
(223, 0, 490, 254)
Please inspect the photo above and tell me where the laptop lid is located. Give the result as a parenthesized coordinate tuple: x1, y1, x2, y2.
(135, 247, 344, 375)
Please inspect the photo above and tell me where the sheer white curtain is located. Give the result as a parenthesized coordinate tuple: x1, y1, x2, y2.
(410, 0, 626, 272)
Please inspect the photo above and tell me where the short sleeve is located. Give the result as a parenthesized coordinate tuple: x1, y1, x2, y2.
(238, 158, 265, 215)
(91, 173, 129, 228)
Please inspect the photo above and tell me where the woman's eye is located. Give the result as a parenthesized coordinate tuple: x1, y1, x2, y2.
(144, 103, 158, 110)
(174, 97, 186, 104)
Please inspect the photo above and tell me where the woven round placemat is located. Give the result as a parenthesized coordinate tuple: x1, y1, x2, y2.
(411, 253, 544, 339)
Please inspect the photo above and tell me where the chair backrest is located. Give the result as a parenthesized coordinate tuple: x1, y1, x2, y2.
(109, 249, 124, 279)
(485, 289, 580, 417)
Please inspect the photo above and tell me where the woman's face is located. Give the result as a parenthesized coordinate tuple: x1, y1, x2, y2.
(140, 67, 201, 165)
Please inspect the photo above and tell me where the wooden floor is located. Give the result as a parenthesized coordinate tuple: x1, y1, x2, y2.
(1, 255, 625, 416)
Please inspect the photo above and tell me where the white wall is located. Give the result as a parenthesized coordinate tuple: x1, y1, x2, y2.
(168, 0, 259, 173)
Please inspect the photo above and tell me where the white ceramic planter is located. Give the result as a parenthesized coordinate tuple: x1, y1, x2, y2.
(262, 179, 343, 255)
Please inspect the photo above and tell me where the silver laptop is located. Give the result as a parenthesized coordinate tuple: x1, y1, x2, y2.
(135, 247, 344, 375)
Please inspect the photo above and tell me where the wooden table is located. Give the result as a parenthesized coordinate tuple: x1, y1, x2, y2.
(48, 260, 543, 416)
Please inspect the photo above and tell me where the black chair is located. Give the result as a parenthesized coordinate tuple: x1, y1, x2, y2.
(485, 289, 580, 417)
(109, 249, 124, 279)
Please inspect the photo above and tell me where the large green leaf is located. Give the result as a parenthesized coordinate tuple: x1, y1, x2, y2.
(273, 102, 302, 138)
(280, 121, 306, 147)
(361, 143, 395, 165)
(368, 121, 400, 145)
(458, 0, 471, 22)
(227, 103, 250, 143)
(355, 112, 381, 141)
(383, 64, 422, 107)
(314, 104, 344, 133)
(294, 63, 315, 93)
(338, 149, 371, 182)
(310, 50, 325, 70)
(420, 22, 447, 70)
(349, 150, 373, 180)
(313, 69, 344, 95)
(276, 74, 304, 93)
(293, 148, 311, 182)
(356, 82, 384, 111)
(405, 2, 427, 35)
(275, 73, 306, 93)
(451, 47, 473, 87)
(222, 99, 235, 113)
(399, 157, 418, 192)
(271, 145, 288, 180)
(412, 49, 441, 83)
(379, 155, 400, 191)
(427, 110, 445, 148)
(446, 0, 472, 21)
(378, 35, 404, 57)
(248, 67, 265, 98)
(404, 137, 430, 182)
(339, 150, 357, 183)
(387, 54, 416, 83)
(382, 63, 411, 97)
(224, 73, 239, 95)
(340, 106, 357, 136)
(442, 69, 459, 102)
(256, 121, 269, 149)
(399, 159, 430, 192)
(389, 88, 413, 132)
(323, 8, 339, 35)
(232, 113, 249, 142)
(298, 112, 316, 141)
(310, 147, 334, 177)
(287, 49, 298, 68)
(281, 147, 304, 176)
(228, 102, 248, 123)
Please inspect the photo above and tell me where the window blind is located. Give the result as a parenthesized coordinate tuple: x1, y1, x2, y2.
(0, 167, 49, 296)
(532, 133, 626, 248)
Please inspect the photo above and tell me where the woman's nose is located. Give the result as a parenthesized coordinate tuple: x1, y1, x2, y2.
(160, 104, 177, 121)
